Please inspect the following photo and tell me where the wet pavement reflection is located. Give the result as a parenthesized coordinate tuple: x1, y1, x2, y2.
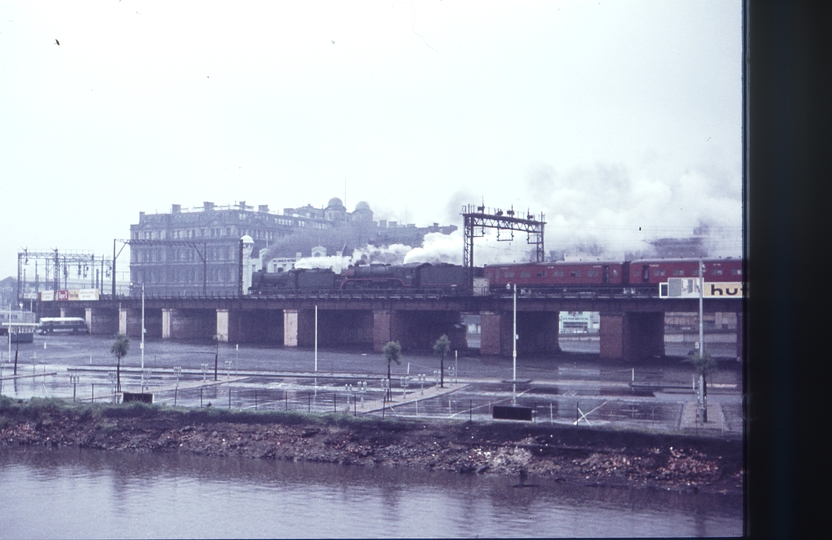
(1, 334, 742, 434)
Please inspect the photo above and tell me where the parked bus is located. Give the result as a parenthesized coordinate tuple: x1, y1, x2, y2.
(37, 317, 88, 334)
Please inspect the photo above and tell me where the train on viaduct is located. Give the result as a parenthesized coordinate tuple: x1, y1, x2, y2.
(33, 285, 743, 361)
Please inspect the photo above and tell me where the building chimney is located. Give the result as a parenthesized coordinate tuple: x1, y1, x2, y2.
(258, 204, 269, 213)
(204, 202, 215, 211)
(172, 204, 181, 213)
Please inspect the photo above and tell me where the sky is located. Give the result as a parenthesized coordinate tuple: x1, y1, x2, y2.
(0, 0, 743, 280)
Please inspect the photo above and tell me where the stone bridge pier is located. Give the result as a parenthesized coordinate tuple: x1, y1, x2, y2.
(85, 308, 119, 335)
(216, 309, 283, 343)
(60, 307, 86, 318)
(479, 311, 560, 356)
(161, 308, 215, 340)
(373, 310, 467, 352)
(118, 308, 163, 338)
(599, 312, 665, 359)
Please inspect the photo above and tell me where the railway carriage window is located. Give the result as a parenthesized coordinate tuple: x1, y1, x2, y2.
(520, 271, 531, 278)
(612, 269, 619, 276)
(553, 270, 564, 277)
(711, 268, 723, 276)
(652, 269, 666, 276)
(587, 270, 599, 277)
(569, 271, 581, 277)
(730, 268, 742, 275)
(672, 269, 685, 276)
(504, 271, 514, 278)
(536, 271, 546, 277)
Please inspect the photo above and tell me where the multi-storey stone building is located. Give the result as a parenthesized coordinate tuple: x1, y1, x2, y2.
(129, 198, 456, 296)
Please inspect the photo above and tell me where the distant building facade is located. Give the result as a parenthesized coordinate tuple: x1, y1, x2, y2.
(129, 199, 457, 295)
(0, 277, 16, 310)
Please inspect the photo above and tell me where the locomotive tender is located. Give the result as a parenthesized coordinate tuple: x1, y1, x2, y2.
(249, 258, 742, 295)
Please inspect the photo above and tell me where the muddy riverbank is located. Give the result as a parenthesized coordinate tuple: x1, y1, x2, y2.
(0, 397, 742, 496)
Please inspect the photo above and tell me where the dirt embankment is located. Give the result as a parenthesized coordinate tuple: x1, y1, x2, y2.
(0, 400, 742, 496)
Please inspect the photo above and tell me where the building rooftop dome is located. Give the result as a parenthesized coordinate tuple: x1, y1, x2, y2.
(355, 201, 371, 211)
(327, 197, 344, 208)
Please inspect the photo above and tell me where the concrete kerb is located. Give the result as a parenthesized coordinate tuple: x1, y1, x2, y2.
(679, 401, 726, 432)
(358, 382, 469, 414)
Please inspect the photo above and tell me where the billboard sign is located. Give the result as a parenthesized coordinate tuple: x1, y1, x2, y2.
(39, 289, 100, 301)
(660, 278, 745, 298)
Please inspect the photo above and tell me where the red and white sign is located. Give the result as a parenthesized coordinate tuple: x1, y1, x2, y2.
(39, 289, 100, 301)
(660, 279, 745, 298)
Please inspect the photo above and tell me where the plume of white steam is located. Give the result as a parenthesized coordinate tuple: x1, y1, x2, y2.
(403, 230, 537, 265)
(293, 229, 543, 273)
(526, 162, 742, 259)
(294, 255, 353, 273)
(404, 232, 462, 264)
(294, 243, 415, 272)
(352, 244, 413, 265)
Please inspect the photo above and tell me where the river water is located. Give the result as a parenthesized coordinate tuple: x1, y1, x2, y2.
(0, 446, 741, 538)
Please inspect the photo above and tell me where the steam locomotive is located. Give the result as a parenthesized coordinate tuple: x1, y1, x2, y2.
(249, 263, 479, 294)
(249, 258, 742, 295)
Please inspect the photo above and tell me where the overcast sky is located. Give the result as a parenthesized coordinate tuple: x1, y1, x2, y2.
(0, 0, 742, 280)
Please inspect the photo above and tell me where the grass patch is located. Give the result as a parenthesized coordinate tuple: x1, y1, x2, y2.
(1, 395, 421, 433)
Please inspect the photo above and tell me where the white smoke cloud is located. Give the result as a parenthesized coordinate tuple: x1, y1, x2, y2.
(404, 230, 538, 266)
(525, 161, 742, 259)
(291, 160, 744, 276)
(294, 243, 414, 272)
(352, 244, 413, 265)
(293, 229, 541, 272)
(403, 232, 462, 265)
(294, 255, 353, 273)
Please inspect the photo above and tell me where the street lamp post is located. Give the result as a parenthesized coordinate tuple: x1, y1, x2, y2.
(697, 259, 707, 422)
(507, 283, 518, 405)
(7, 303, 11, 366)
(141, 283, 145, 392)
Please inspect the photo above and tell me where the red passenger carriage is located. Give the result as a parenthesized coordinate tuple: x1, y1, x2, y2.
(484, 261, 628, 290)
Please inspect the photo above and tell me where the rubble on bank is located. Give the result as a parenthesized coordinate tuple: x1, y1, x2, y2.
(0, 398, 742, 496)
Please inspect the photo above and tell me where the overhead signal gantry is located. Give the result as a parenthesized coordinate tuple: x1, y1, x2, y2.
(17, 249, 111, 302)
(460, 203, 546, 290)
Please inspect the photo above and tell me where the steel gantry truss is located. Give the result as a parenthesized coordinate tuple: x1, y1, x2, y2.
(461, 203, 546, 289)
(17, 249, 112, 301)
